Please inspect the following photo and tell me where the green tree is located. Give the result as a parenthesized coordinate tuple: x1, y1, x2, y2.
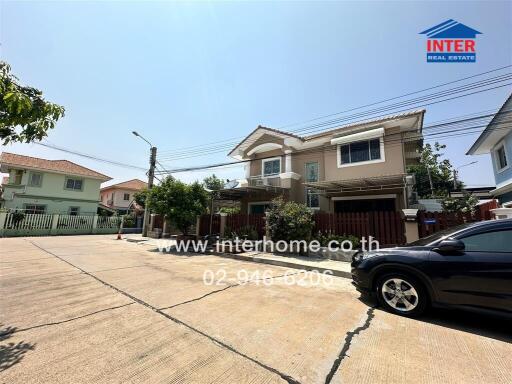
(147, 176, 209, 235)
(203, 174, 225, 192)
(266, 197, 315, 243)
(133, 188, 149, 208)
(0, 61, 65, 144)
(407, 142, 460, 198)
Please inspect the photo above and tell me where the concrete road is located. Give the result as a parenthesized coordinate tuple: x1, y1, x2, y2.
(1, 235, 510, 383)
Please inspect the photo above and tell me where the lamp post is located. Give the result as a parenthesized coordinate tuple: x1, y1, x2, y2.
(132, 131, 157, 237)
(454, 161, 478, 190)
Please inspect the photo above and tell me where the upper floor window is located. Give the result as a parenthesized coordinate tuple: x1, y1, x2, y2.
(305, 162, 320, 209)
(65, 177, 83, 191)
(262, 157, 281, 176)
(123, 193, 130, 201)
(13, 170, 23, 185)
(495, 144, 508, 172)
(28, 172, 43, 187)
(338, 138, 382, 167)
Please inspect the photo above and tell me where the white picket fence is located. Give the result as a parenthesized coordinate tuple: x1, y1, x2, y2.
(57, 215, 94, 230)
(0, 212, 130, 237)
(4, 213, 53, 230)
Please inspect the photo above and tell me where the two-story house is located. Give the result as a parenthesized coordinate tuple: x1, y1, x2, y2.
(467, 93, 512, 206)
(99, 179, 147, 215)
(0, 152, 111, 215)
(224, 109, 425, 214)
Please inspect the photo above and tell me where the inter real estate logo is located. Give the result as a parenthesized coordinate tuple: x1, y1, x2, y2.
(420, 19, 482, 63)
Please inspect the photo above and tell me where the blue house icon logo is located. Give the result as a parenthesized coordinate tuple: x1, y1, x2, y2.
(420, 20, 482, 63)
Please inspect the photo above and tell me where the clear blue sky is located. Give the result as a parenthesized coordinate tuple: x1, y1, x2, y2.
(1, 1, 511, 187)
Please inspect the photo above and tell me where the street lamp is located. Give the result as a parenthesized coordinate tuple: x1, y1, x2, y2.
(454, 161, 478, 189)
(133, 131, 157, 237)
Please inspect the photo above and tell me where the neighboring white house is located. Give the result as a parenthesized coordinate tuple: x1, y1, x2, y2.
(467, 94, 512, 206)
(100, 179, 147, 215)
(0, 152, 111, 215)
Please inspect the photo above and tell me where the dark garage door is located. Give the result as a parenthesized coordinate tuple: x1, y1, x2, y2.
(334, 198, 395, 213)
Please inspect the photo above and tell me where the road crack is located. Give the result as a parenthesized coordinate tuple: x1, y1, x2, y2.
(324, 307, 375, 384)
(27, 240, 302, 384)
(159, 271, 300, 310)
(2, 303, 135, 335)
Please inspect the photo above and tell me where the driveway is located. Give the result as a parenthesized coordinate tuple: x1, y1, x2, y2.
(1, 235, 510, 383)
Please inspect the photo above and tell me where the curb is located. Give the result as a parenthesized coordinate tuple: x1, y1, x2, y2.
(212, 252, 352, 279)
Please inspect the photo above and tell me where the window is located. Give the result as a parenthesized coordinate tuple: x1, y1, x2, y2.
(24, 204, 46, 214)
(28, 172, 43, 187)
(13, 170, 23, 185)
(460, 230, 512, 252)
(339, 138, 382, 166)
(65, 178, 83, 191)
(495, 144, 508, 171)
(262, 158, 281, 176)
(68, 207, 80, 216)
(123, 193, 130, 201)
(305, 162, 320, 209)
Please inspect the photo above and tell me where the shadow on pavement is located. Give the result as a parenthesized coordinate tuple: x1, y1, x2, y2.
(420, 308, 512, 343)
(357, 295, 511, 343)
(0, 324, 36, 372)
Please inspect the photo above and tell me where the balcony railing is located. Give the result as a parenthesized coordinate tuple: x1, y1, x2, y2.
(247, 175, 282, 188)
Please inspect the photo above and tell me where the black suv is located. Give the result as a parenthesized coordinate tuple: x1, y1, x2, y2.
(351, 219, 512, 317)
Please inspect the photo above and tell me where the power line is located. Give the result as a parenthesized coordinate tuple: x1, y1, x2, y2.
(158, 81, 511, 162)
(35, 142, 148, 171)
(161, 74, 512, 161)
(157, 65, 512, 156)
(155, 110, 512, 174)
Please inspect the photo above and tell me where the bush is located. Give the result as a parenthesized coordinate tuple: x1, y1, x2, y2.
(266, 197, 315, 242)
(123, 214, 136, 228)
(441, 193, 478, 214)
(314, 231, 360, 249)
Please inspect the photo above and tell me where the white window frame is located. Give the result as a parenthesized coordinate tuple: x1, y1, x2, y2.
(261, 157, 281, 177)
(123, 193, 130, 201)
(337, 136, 386, 168)
(28, 172, 43, 187)
(493, 141, 510, 173)
(304, 162, 320, 210)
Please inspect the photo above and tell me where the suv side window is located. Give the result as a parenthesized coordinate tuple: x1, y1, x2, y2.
(460, 230, 512, 252)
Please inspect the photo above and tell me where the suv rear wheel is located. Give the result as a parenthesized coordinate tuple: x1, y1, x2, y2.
(376, 273, 427, 317)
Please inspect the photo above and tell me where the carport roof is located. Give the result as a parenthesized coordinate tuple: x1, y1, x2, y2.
(304, 174, 408, 194)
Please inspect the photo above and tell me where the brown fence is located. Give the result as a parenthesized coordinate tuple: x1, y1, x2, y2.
(417, 210, 493, 238)
(198, 214, 221, 236)
(226, 213, 266, 238)
(314, 211, 406, 246)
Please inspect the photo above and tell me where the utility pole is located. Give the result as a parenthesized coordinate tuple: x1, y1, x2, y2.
(132, 131, 156, 238)
(426, 166, 434, 197)
(143, 146, 157, 237)
(453, 169, 458, 190)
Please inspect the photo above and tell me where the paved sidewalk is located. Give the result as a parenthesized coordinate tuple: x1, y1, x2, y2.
(123, 235, 352, 278)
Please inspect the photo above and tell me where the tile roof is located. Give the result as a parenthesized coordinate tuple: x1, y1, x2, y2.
(101, 179, 148, 191)
(303, 109, 426, 140)
(228, 125, 304, 156)
(0, 152, 112, 181)
(228, 110, 425, 156)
